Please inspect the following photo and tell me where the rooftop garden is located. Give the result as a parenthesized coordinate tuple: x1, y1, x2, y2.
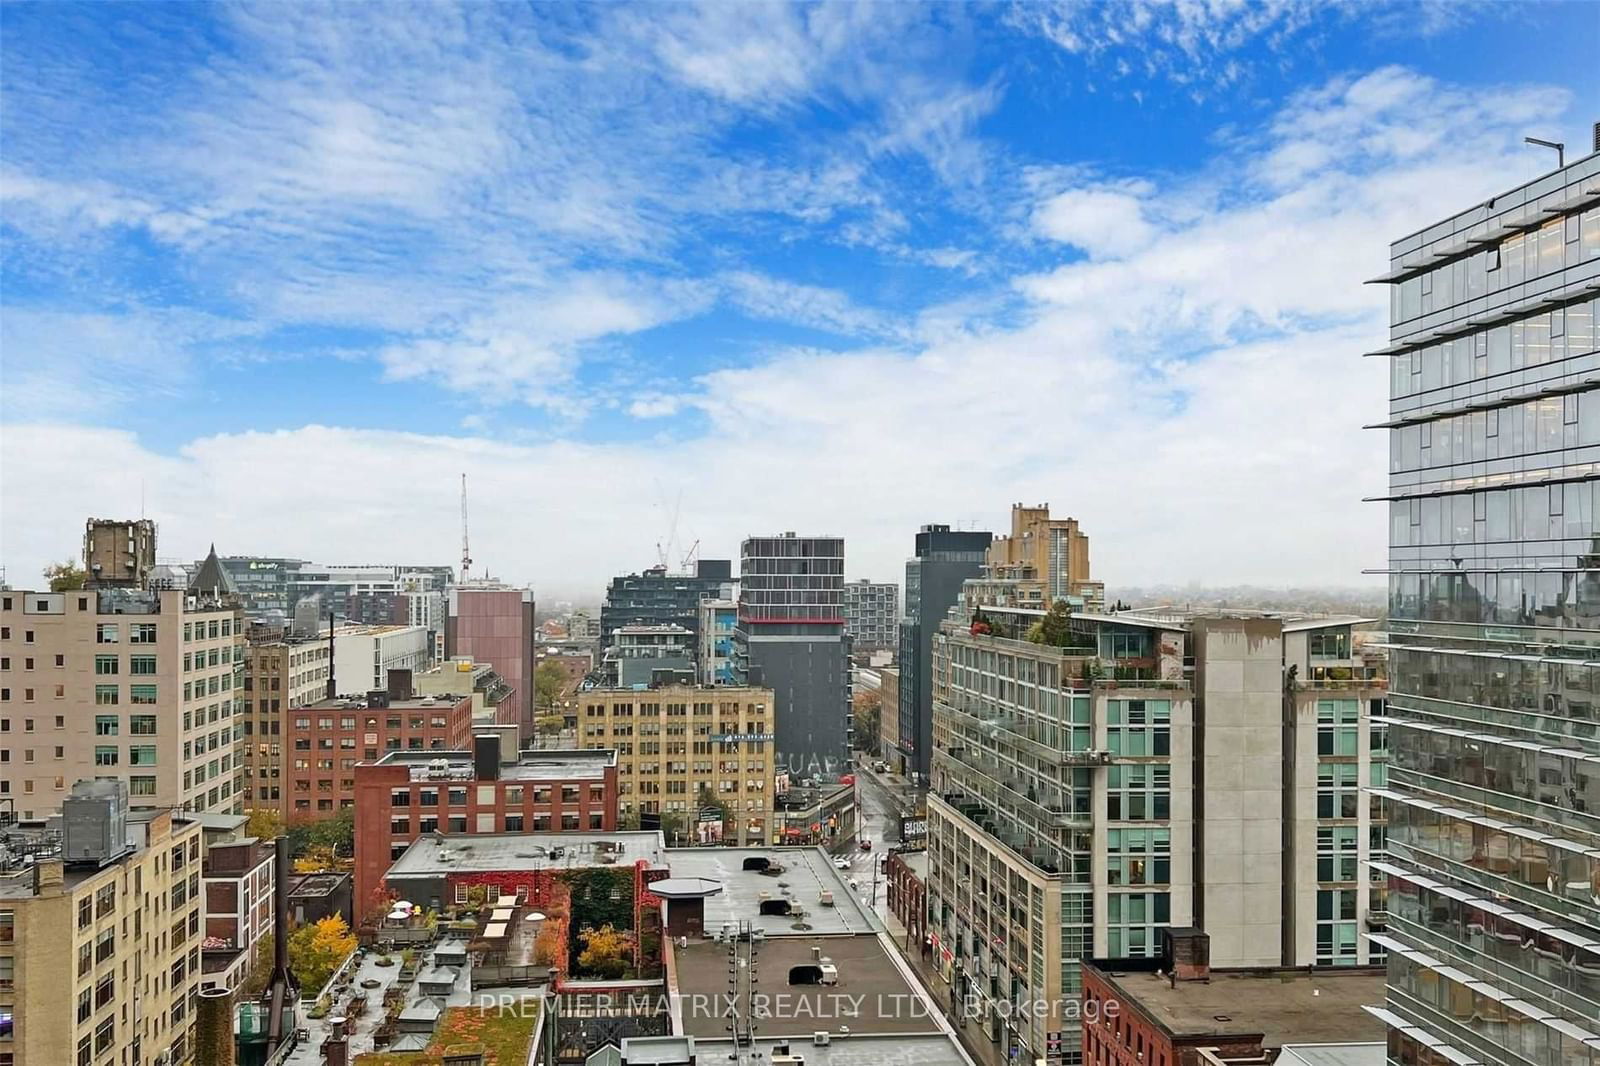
(354, 1004, 539, 1066)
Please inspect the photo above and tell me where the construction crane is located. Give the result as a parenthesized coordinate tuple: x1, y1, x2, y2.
(679, 539, 700, 572)
(460, 473, 473, 583)
(654, 485, 682, 570)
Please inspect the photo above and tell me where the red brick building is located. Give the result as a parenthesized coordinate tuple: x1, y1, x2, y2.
(1080, 930, 1385, 1066)
(286, 691, 474, 817)
(885, 849, 928, 949)
(351, 737, 618, 910)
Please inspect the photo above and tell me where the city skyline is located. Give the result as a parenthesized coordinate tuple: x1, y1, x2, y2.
(4, 4, 1598, 597)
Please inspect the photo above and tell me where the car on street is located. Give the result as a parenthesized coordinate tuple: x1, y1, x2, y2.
(833, 856, 852, 870)
(859, 838, 872, 851)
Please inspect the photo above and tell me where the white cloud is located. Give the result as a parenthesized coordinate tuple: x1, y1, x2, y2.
(1032, 183, 1155, 259)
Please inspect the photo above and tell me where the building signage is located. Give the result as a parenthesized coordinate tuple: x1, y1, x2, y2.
(248, 561, 279, 571)
(710, 733, 774, 743)
(899, 816, 928, 840)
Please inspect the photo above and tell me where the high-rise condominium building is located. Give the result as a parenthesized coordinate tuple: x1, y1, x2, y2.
(697, 598, 738, 685)
(0, 545, 245, 818)
(842, 579, 898, 650)
(926, 578, 1387, 1065)
(733, 534, 848, 776)
(0, 785, 207, 1066)
(1370, 148, 1600, 1063)
(446, 584, 535, 737)
(897, 523, 992, 781)
(600, 559, 735, 651)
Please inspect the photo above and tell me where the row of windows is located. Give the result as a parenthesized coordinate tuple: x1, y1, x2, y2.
(1390, 296, 1600, 398)
(389, 784, 607, 805)
(1389, 480, 1600, 550)
(1386, 873, 1600, 1005)
(1388, 390, 1600, 476)
(1388, 722, 1598, 835)
(1391, 208, 1600, 327)
(1389, 569, 1600, 633)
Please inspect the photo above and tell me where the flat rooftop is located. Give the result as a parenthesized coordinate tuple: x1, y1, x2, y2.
(288, 872, 348, 898)
(371, 748, 616, 781)
(307, 693, 471, 710)
(1093, 965, 1387, 1047)
(663, 847, 882, 937)
(674, 936, 942, 1038)
(384, 831, 666, 881)
(1073, 609, 1375, 632)
(695, 1035, 969, 1066)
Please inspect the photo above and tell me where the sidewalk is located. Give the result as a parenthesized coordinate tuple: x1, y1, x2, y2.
(880, 899, 1012, 1066)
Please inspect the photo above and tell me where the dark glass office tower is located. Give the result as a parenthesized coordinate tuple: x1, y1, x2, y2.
(1374, 150, 1600, 1064)
(896, 524, 991, 782)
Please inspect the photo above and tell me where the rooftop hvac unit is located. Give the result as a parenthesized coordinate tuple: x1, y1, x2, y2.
(817, 962, 838, 985)
(818, 890, 834, 907)
(813, 1033, 831, 1047)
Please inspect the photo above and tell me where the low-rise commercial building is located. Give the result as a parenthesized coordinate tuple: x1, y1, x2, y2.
(0, 782, 208, 1066)
(286, 689, 474, 817)
(773, 781, 855, 847)
(351, 741, 619, 910)
(886, 847, 929, 949)
(415, 657, 517, 728)
(331, 622, 432, 696)
(1080, 930, 1386, 1066)
(577, 684, 774, 844)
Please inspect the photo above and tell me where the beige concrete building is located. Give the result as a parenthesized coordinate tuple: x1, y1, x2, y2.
(0, 785, 207, 1066)
(985, 503, 1105, 610)
(1, 552, 245, 819)
(926, 587, 1386, 1066)
(241, 627, 331, 813)
(578, 684, 775, 844)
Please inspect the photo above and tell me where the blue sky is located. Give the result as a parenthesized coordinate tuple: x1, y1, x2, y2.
(3, 1, 1597, 599)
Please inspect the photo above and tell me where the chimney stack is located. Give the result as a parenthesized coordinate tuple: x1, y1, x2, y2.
(195, 987, 236, 1066)
(325, 609, 337, 700)
(388, 668, 414, 701)
(474, 734, 502, 781)
(1165, 927, 1211, 982)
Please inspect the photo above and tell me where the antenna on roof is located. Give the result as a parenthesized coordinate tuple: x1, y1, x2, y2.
(460, 473, 473, 583)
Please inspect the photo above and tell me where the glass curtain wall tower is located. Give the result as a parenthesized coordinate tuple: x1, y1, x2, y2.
(1371, 149, 1600, 1065)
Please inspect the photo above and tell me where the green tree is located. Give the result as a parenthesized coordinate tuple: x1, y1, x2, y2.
(43, 560, 88, 591)
(536, 714, 566, 735)
(1037, 599, 1073, 647)
(534, 659, 567, 711)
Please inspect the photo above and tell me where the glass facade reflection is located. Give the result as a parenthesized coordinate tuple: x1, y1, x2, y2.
(1379, 152, 1600, 1065)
